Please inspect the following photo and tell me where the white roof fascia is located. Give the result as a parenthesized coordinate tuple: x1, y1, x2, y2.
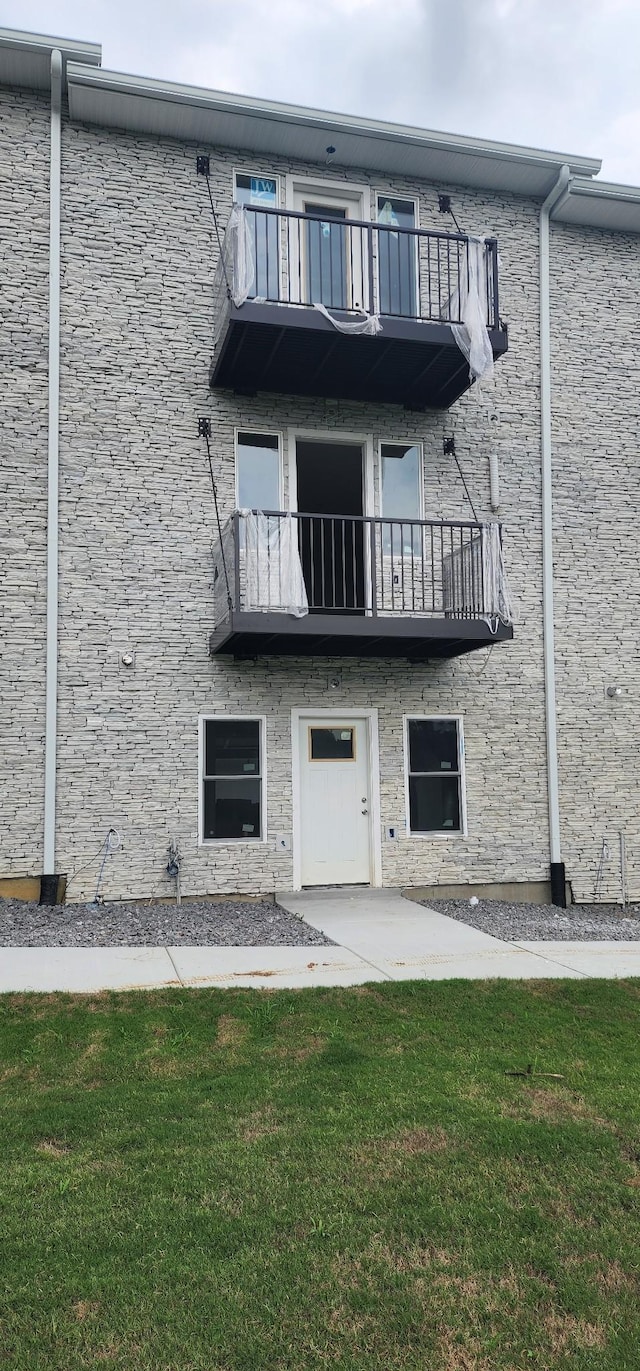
(66, 62, 602, 196)
(0, 27, 100, 88)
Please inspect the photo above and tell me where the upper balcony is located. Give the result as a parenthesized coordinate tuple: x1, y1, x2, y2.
(209, 205, 508, 410)
(209, 510, 513, 661)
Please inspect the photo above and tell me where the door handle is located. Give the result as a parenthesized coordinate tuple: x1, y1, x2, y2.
(361, 808, 369, 815)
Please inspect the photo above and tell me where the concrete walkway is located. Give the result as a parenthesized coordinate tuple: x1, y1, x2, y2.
(0, 888, 639, 992)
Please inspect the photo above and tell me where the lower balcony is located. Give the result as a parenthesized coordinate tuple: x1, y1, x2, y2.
(209, 512, 513, 660)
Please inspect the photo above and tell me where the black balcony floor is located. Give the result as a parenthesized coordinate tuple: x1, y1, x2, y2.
(209, 302, 508, 410)
(209, 609, 513, 661)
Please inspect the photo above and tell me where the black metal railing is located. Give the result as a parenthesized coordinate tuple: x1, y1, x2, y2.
(214, 204, 500, 329)
(213, 511, 508, 626)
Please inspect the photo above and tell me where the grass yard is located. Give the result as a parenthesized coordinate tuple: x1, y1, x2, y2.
(1, 979, 639, 1370)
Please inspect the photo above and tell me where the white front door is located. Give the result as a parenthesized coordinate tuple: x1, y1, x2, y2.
(299, 717, 372, 886)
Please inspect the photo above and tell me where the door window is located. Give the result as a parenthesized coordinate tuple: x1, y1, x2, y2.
(304, 202, 348, 309)
(377, 196, 417, 316)
(309, 727, 355, 760)
(235, 173, 279, 299)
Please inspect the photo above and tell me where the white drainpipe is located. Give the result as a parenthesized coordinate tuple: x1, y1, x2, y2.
(539, 164, 571, 907)
(42, 49, 63, 893)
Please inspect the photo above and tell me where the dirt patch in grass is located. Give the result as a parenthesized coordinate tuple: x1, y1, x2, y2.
(543, 1311, 606, 1353)
(239, 1105, 281, 1143)
(595, 1260, 639, 1293)
(503, 1085, 611, 1127)
(215, 1014, 249, 1049)
(354, 1125, 450, 1178)
(36, 1137, 72, 1158)
(72, 1300, 100, 1322)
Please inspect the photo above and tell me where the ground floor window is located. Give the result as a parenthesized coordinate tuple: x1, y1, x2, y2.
(405, 716, 465, 834)
(201, 718, 264, 841)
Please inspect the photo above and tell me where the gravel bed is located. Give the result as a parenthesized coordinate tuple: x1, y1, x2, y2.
(417, 898, 640, 942)
(0, 896, 334, 948)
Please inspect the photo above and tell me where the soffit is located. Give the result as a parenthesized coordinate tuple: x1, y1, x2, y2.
(66, 63, 601, 197)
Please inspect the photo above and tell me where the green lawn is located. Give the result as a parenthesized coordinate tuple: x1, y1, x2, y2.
(1, 980, 639, 1370)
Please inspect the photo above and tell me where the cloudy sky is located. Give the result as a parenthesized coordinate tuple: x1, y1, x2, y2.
(4, 0, 640, 183)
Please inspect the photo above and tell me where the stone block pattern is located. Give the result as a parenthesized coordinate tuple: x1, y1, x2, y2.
(1, 90, 637, 902)
(0, 89, 50, 875)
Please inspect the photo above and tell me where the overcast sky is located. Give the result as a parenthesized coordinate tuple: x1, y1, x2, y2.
(4, 0, 640, 184)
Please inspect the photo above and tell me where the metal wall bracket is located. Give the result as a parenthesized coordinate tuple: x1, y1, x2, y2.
(196, 155, 210, 177)
(443, 436, 456, 456)
(198, 417, 212, 438)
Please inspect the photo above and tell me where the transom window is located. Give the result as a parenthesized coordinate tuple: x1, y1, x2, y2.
(406, 717, 465, 834)
(234, 172, 279, 299)
(236, 431, 281, 511)
(202, 718, 264, 841)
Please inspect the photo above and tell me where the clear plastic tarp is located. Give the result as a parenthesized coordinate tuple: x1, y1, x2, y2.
(241, 512, 308, 617)
(312, 302, 382, 335)
(227, 204, 256, 307)
(446, 236, 494, 385)
(442, 522, 513, 626)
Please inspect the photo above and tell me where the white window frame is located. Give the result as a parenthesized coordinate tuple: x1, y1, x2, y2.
(198, 714, 268, 846)
(234, 427, 284, 512)
(374, 191, 420, 318)
(403, 714, 467, 838)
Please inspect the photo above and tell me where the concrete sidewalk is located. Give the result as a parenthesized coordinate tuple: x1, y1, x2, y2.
(0, 888, 639, 992)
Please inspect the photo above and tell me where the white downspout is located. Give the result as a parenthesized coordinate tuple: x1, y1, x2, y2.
(42, 49, 63, 890)
(539, 164, 571, 906)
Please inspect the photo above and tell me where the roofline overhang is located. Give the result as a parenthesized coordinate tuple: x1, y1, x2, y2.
(0, 26, 101, 71)
(551, 175, 640, 233)
(65, 61, 602, 184)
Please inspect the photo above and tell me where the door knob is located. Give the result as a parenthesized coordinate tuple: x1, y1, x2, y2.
(361, 797, 367, 803)
(361, 808, 369, 815)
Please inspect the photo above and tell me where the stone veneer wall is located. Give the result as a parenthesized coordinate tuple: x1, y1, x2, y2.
(1, 86, 638, 902)
(550, 220, 640, 903)
(0, 89, 51, 876)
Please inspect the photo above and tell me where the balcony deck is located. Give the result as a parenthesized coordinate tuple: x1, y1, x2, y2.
(209, 207, 508, 410)
(210, 512, 514, 661)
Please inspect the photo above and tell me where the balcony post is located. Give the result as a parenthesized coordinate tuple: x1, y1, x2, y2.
(369, 519, 378, 616)
(367, 222, 375, 314)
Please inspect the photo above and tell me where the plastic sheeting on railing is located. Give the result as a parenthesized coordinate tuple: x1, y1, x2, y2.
(312, 302, 382, 335)
(227, 204, 256, 306)
(242, 511, 308, 617)
(442, 522, 513, 626)
(481, 522, 514, 624)
(446, 236, 494, 384)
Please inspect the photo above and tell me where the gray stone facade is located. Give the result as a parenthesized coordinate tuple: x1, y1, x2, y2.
(0, 82, 638, 904)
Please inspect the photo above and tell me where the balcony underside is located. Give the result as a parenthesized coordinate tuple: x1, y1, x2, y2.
(209, 610, 513, 661)
(209, 302, 509, 410)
